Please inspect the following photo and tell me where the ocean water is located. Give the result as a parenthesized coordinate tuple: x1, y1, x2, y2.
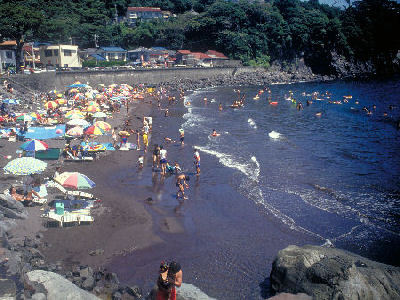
(111, 78, 400, 299)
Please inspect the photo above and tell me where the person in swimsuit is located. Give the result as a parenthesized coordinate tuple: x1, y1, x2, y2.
(193, 149, 200, 175)
(153, 145, 160, 169)
(156, 261, 182, 300)
(160, 146, 167, 175)
(179, 130, 184, 145)
(176, 173, 189, 199)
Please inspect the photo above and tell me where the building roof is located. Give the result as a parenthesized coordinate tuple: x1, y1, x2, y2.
(99, 47, 126, 52)
(151, 46, 167, 51)
(0, 40, 17, 46)
(128, 47, 150, 53)
(191, 52, 211, 59)
(177, 50, 191, 55)
(127, 7, 161, 12)
(89, 54, 106, 61)
(206, 50, 228, 59)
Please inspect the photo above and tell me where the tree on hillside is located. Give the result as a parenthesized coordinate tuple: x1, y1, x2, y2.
(0, 0, 43, 71)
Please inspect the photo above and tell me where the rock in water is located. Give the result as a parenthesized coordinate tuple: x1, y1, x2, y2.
(270, 245, 400, 299)
(25, 270, 100, 300)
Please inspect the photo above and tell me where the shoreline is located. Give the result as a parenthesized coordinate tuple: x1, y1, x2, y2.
(1, 76, 399, 299)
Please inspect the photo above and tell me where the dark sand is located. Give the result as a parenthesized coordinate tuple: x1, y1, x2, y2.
(39, 100, 166, 268)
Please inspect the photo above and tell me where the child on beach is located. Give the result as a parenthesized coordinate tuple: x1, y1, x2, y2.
(138, 155, 144, 169)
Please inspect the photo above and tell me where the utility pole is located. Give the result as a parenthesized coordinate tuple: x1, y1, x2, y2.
(31, 42, 35, 69)
(94, 34, 99, 48)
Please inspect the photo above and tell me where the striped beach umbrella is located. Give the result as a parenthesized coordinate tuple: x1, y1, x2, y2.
(65, 110, 84, 119)
(20, 139, 48, 151)
(93, 121, 111, 131)
(66, 126, 84, 137)
(86, 105, 100, 113)
(85, 125, 105, 135)
(55, 172, 95, 189)
(4, 157, 47, 175)
(16, 114, 35, 122)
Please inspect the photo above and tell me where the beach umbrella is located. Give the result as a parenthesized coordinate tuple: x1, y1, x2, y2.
(30, 112, 41, 119)
(55, 172, 95, 189)
(69, 88, 79, 93)
(4, 157, 47, 175)
(67, 83, 89, 88)
(93, 112, 107, 118)
(65, 110, 84, 119)
(45, 101, 58, 109)
(67, 113, 85, 120)
(3, 99, 20, 105)
(56, 93, 63, 98)
(56, 99, 66, 105)
(85, 105, 100, 113)
(87, 101, 99, 106)
(85, 125, 105, 135)
(66, 126, 84, 136)
(94, 121, 111, 131)
(16, 114, 35, 122)
(20, 139, 48, 152)
(67, 119, 90, 127)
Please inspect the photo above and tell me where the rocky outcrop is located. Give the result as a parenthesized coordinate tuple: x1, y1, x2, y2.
(25, 270, 100, 300)
(147, 283, 216, 300)
(270, 245, 400, 300)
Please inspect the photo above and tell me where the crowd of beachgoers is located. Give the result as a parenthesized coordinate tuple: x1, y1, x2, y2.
(0, 77, 191, 299)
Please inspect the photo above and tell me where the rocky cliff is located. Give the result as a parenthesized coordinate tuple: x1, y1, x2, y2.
(270, 245, 400, 300)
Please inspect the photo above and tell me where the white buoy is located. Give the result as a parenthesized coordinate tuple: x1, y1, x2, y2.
(269, 131, 281, 139)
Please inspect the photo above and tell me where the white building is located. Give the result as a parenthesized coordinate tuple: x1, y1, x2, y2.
(40, 45, 82, 68)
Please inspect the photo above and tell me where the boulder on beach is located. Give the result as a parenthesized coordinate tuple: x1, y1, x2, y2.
(25, 270, 100, 300)
(270, 245, 400, 300)
(148, 283, 216, 300)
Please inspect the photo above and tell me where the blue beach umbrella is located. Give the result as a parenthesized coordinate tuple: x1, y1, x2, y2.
(4, 157, 47, 175)
(3, 99, 20, 105)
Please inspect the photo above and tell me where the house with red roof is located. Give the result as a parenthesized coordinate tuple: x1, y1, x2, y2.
(176, 50, 192, 65)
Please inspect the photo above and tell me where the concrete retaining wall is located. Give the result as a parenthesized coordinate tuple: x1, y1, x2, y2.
(8, 67, 258, 92)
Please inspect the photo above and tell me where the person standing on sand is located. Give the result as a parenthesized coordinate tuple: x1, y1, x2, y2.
(143, 131, 149, 152)
(136, 130, 141, 150)
(156, 261, 182, 300)
(153, 145, 160, 169)
(159, 146, 167, 175)
(176, 173, 189, 199)
(194, 149, 200, 175)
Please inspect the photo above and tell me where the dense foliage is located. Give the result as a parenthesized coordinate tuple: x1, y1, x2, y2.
(0, 0, 399, 74)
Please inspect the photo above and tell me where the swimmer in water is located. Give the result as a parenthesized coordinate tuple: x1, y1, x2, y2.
(383, 112, 388, 117)
(219, 103, 223, 111)
(211, 129, 220, 137)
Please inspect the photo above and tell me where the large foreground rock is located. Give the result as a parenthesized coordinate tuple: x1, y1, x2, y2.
(148, 283, 216, 300)
(270, 245, 400, 300)
(25, 270, 100, 300)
